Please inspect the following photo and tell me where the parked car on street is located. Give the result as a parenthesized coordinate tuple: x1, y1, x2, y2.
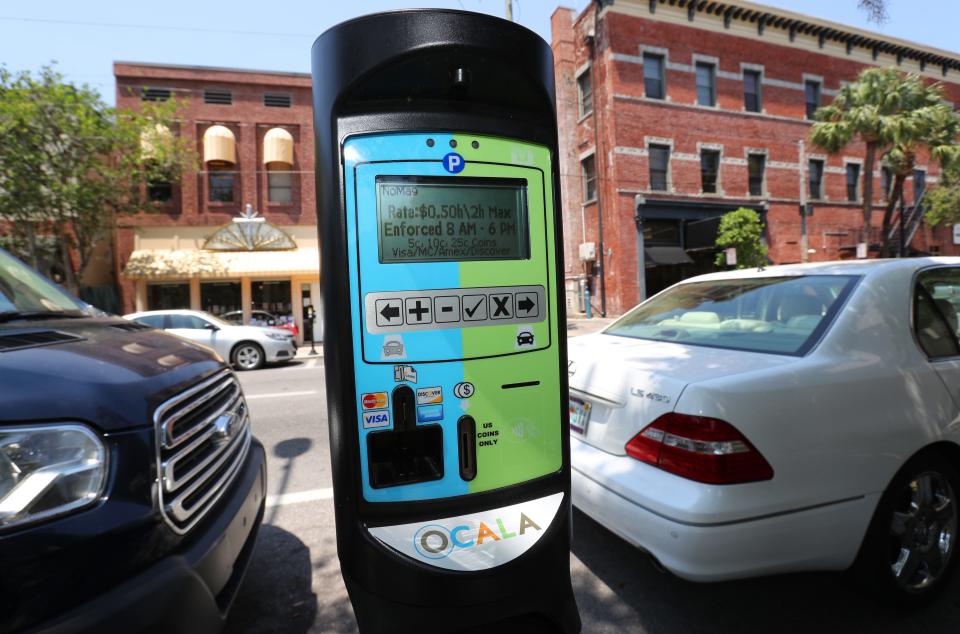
(125, 309, 298, 370)
(568, 258, 960, 604)
(0, 248, 266, 632)
(222, 309, 299, 337)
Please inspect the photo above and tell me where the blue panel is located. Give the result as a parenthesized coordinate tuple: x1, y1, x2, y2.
(344, 132, 469, 502)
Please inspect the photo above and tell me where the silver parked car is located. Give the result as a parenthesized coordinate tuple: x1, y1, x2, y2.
(124, 309, 297, 370)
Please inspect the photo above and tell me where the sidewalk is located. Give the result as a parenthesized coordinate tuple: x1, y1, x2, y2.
(295, 344, 324, 359)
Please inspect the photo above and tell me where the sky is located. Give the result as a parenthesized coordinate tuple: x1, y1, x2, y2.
(0, 0, 957, 106)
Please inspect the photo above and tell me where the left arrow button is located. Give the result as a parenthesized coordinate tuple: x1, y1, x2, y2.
(375, 298, 403, 326)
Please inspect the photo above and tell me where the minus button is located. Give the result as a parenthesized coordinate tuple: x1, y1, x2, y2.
(434, 295, 461, 324)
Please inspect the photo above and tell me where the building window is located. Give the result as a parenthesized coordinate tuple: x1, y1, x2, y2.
(696, 62, 716, 107)
(577, 71, 593, 117)
(141, 87, 171, 102)
(649, 144, 670, 191)
(643, 220, 681, 244)
(208, 169, 236, 202)
(268, 170, 293, 204)
(914, 169, 927, 204)
(882, 166, 893, 200)
(700, 150, 720, 194)
(252, 280, 293, 326)
(748, 154, 766, 196)
(264, 92, 292, 108)
(203, 89, 232, 105)
(581, 155, 597, 202)
(147, 180, 173, 203)
(643, 53, 665, 100)
(846, 163, 860, 201)
(809, 159, 825, 199)
(743, 70, 762, 112)
(805, 80, 822, 119)
(201, 281, 241, 317)
(147, 282, 189, 310)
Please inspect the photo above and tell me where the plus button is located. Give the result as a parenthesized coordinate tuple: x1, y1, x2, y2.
(405, 297, 432, 324)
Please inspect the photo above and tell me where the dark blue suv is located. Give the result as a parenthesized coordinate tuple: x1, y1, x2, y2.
(0, 249, 266, 633)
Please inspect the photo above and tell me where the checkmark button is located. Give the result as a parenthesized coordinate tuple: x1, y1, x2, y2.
(462, 295, 487, 321)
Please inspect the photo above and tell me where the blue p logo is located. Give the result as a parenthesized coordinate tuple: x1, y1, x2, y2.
(443, 152, 465, 174)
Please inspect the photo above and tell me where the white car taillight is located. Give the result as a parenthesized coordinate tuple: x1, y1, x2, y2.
(625, 413, 773, 484)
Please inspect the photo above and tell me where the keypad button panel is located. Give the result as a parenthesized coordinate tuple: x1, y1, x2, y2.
(364, 285, 545, 333)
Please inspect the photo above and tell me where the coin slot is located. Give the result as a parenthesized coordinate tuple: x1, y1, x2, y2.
(457, 415, 477, 481)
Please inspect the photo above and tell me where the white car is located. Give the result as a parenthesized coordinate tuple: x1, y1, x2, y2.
(124, 309, 297, 370)
(568, 258, 960, 604)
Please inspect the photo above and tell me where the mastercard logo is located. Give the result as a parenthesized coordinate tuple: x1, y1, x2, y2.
(361, 392, 388, 410)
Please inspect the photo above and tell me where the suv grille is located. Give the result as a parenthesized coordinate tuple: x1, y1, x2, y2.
(154, 369, 250, 534)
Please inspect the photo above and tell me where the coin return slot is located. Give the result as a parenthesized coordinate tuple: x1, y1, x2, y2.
(457, 415, 477, 481)
(367, 385, 443, 488)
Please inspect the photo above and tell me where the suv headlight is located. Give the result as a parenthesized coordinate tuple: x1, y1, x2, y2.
(0, 424, 107, 530)
(264, 331, 290, 341)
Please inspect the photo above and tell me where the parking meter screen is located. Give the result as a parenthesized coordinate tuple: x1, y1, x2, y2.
(376, 176, 529, 263)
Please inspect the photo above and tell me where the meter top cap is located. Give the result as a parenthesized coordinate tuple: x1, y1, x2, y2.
(311, 9, 557, 141)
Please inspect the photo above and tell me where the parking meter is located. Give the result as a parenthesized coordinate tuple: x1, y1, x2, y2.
(312, 11, 579, 632)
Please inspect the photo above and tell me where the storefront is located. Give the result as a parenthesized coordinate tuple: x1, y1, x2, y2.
(123, 207, 322, 343)
(636, 199, 767, 299)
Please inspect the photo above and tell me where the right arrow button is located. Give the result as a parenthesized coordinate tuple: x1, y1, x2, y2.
(514, 292, 539, 318)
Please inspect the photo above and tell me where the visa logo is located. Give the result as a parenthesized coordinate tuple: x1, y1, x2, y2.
(362, 409, 391, 429)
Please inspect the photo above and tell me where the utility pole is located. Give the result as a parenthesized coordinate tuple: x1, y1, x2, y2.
(505, 0, 513, 21)
(799, 140, 809, 263)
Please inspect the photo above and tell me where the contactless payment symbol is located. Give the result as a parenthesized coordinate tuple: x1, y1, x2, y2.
(442, 152, 465, 173)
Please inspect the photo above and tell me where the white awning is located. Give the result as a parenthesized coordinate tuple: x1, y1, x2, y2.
(123, 248, 319, 279)
(203, 125, 236, 164)
(262, 127, 294, 167)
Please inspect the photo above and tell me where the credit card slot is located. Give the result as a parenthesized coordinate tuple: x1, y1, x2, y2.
(367, 386, 443, 488)
(457, 415, 477, 481)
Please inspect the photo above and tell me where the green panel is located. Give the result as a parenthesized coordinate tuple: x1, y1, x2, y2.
(454, 134, 562, 493)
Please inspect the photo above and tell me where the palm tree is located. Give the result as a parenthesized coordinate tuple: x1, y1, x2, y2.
(876, 85, 960, 255)
(810, 68, 941, 254)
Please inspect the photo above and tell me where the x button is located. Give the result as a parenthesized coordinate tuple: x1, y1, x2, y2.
(490, 294, 513, 319)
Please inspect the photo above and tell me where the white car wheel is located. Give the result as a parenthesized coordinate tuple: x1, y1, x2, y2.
(232, 343, 264, 371)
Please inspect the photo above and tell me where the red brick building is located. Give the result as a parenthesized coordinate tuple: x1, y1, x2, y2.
(113, 62, 322, 340)
(552, 0, 960, 316)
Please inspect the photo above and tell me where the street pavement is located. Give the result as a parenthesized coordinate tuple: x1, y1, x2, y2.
(224, 346, 960, 634)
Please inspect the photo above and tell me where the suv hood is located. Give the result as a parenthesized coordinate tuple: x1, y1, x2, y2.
(0, 317, 225, 432)
(567, 333, 797, 455)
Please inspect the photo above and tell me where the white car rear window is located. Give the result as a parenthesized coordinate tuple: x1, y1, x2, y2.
(605, 275, 859, 356)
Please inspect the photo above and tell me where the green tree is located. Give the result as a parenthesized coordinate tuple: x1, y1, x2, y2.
(714, 207, 768, 269)
(0, 65, 196, 290)
(925, 162, 960, 228)
(810, 68, 960, 256)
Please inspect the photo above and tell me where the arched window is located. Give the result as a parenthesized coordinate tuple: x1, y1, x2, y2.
(203, 125, 237, 202)
(263, 127, 294, 204)
(140, 124, 174, 202)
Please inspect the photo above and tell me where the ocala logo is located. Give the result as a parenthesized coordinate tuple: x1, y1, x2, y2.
(413, 513, 542, 560)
